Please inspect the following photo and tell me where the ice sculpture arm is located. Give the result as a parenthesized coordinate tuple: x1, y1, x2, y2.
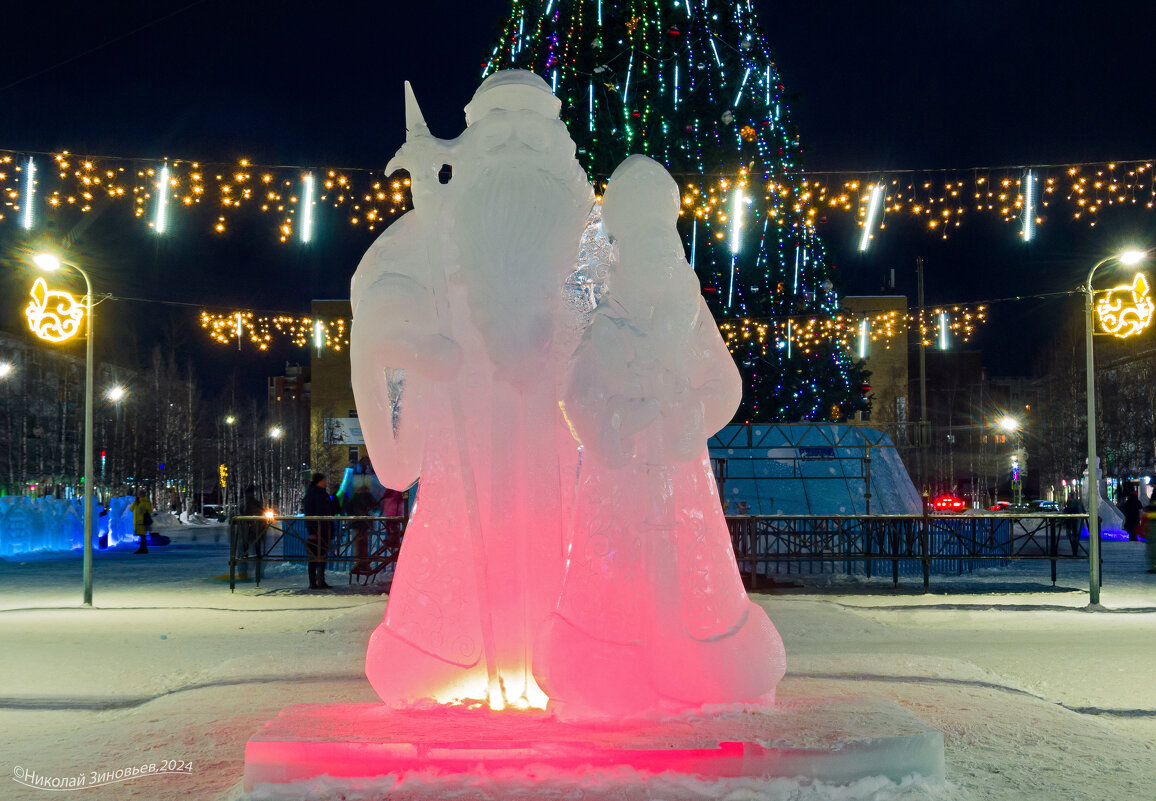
(686, 295, 742, 433)
(350, 214, 462, 381)
(566, 316, 660, 468)
(654, 295, 741, 462)
(351, 213, 460, 490)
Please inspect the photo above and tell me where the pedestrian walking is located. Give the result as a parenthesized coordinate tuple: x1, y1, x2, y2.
(129, 491, 153, 554)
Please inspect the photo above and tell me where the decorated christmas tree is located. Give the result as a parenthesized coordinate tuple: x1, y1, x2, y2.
(485, 0, 868, 422)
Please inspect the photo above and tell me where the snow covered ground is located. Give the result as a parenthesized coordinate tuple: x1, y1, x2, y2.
(0, 530, 1153, 800)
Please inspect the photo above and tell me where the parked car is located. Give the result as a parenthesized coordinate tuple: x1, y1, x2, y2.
(201, 504, 233, 522)
(984, 500, 1059, 515)
(931, 494, 968, 514)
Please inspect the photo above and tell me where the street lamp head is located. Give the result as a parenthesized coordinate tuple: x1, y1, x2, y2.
(997, 415, 1020, 433)
(0, 362, 11, 378)
(105, 385, 126, 402)
(1118, 249, 1147, 267)
(32, 253, 62, 272)
(225, 415, 236, 425)
(269, 425, 284, 439)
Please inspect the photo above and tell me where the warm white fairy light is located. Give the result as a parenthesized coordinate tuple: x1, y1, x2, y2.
(859, 182, 885, 252)
(300, 173, 315, 243)
(154, 164, 170, 234)
(21, 157, 35, 229)
(733, 67, 751, 108)
(1022, 169, 1035, 242)
(731, 186, 744, 254)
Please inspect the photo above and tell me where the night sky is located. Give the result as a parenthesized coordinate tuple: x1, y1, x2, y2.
(2, 1, 1154, 392)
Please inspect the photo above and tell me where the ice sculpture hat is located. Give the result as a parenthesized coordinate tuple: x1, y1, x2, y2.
(464, 70, 561, 125)
(403, 80, 430, 137)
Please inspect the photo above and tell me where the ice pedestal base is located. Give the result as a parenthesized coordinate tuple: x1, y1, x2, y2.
(243, 698, 944, 798)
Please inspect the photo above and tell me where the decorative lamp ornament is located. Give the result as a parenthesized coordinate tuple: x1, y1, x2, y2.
(740, 124, 758, 142)
(1096, 272, 1155, 338)
(25, 277, 85, 343)
(720, 109, 734, 125)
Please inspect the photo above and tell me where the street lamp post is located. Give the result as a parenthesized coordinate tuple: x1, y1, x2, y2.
(1084, 249, 1147, 606)
(33, 253, 95, 606)
(996, 415, 1022, 505)
(269, 425, 284, 512)
(0, 362, 12, 493)
(106, 385, 126, 487)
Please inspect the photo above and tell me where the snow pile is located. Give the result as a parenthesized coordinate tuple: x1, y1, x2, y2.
(0, 538, 1153, 800)
(243, 766, 944, 801)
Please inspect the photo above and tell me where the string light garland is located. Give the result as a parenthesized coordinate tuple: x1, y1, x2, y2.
(200, 311, 347, 351)
(200, 303, 988, 355)
(0, 150, 412, 239)
(720, 304, 987, 355)
(0, 148, 1150, 242)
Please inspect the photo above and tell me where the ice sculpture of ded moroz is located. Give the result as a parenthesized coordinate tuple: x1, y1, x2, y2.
(350, 70, 785, 717)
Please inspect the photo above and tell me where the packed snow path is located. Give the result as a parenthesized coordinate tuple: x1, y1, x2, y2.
(0, 531, 1152, 800)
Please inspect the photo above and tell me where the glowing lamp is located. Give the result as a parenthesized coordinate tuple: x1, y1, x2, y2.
(105, 385, 126, 402)
(997, 416, 1020, 433)
(33, 253, 61, 271)
(263, 509, 275, 521)
(0, 362, 12, 378)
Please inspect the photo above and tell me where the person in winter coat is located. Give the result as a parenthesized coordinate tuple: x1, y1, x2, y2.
(1121, 490, 1144, 541)
(1142, 498, 1156, 574)
(129, 491, 153, 554)
(302, 473, 336, 589)
(347, 479, 377, 575)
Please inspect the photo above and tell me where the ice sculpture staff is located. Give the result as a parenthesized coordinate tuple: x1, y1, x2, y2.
(350, 71, 592, 709)
(535, 156, 786, 717)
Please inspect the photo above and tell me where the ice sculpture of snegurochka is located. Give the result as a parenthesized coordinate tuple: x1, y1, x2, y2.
(350, 70, 785, 717)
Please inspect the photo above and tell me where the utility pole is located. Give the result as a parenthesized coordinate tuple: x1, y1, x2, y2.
(917, 257, 929, 502)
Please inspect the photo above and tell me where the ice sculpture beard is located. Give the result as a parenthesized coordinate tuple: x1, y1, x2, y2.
(454, 109, 592, 387)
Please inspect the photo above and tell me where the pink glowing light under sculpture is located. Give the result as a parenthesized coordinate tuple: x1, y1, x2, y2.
(348, 70, 785, 718)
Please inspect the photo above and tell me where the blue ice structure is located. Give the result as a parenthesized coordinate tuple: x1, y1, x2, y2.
(709, 424, 922, 516)
(0, 494, 138, 556)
